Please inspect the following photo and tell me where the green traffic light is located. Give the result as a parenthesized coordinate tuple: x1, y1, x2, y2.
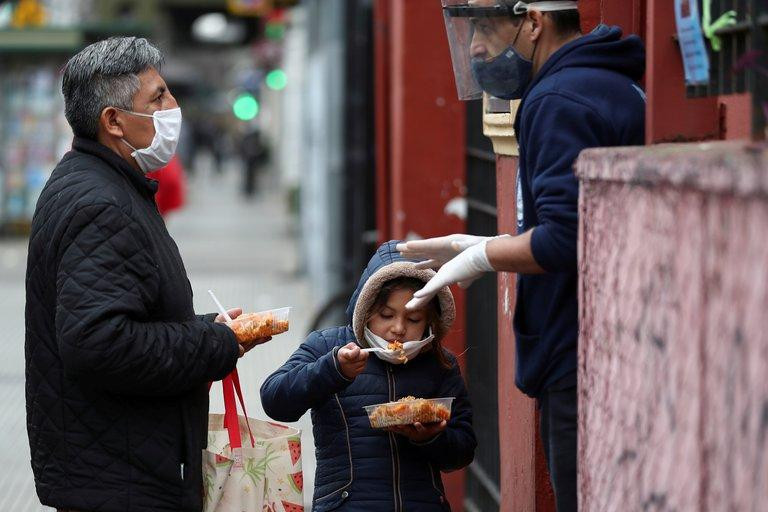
(265, 69, 287, 91)
(265, 22, 285, 40)
(233, 94, 259, 120)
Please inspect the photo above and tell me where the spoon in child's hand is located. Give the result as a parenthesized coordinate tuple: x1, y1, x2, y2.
(361, 347, 388, 354)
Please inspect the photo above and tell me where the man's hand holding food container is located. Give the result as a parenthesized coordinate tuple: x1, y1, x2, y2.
(214, 307, 272, 357)
(208, 290, 291, 357)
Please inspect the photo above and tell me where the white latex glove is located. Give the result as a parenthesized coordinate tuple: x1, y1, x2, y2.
(405, 239, 495, 311)
(396, 234, 492, 270)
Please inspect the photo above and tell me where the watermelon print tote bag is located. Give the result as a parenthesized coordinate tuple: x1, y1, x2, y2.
(204, 369, 304, 512)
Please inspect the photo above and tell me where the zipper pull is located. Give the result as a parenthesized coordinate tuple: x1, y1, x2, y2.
(180, 463, 185, 480)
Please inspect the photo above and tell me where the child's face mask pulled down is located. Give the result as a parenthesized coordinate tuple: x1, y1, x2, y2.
(364, 327, 435, 365)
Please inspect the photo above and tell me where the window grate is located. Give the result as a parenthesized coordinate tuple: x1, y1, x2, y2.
(686, 0, 768, 138)
(463, 99, 502, 512)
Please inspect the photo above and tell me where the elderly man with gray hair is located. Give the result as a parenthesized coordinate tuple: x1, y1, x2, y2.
(25, 37, 269, 512)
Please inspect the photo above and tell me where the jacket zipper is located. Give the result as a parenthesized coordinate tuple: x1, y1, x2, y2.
(429, 462, 445, 503)
(315, 394, 354, 502)
(387, 365, 403, 512)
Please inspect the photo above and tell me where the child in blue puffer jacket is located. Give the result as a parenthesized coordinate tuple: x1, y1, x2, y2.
(261, 241, 476, 512)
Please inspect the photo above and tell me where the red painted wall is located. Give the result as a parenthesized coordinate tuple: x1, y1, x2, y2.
(374, 0, 392, 244)
(646, 0, 720, 142)
(374, 0, 468, 509)
(580, 0, 645, 36)
(387, 2, 466, 243)
(582, 0, 753, 143)
(496, 155, 557, 512)
(375, 0, 466, 245)
(496, 155, 524, 511)
(720, 93, 752, 140)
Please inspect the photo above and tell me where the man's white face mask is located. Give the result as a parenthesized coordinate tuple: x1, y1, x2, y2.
(363, 326, 435, 365)
(118, 107, 182, 173)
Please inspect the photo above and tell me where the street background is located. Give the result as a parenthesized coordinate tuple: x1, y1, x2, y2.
(1, 1, 349, 509)
(1, 0, 766, 511)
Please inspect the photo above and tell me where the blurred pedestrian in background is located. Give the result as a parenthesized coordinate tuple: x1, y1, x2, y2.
(148, 154, 187, 216)
(238, 122, 269, 196)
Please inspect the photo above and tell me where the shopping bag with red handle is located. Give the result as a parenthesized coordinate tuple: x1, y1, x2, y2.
(203, 369, 304, 512)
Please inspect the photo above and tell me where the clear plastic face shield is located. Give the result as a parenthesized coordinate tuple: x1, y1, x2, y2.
(441, 1, 579, 100)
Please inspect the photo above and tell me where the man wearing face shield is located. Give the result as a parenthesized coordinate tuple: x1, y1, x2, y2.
(399, 2, 646, 510)
(25, 37, 270, 512)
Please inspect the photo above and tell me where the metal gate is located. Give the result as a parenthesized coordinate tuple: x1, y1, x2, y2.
(463, 98, 502, 512)
(686, 0, 768, 138)
(343, 0, 377, 282)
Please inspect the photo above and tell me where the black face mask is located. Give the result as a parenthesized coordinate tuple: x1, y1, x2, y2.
(470, 19, 535, 100)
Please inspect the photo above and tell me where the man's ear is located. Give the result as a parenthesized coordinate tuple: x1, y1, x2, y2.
(100, 107, 124, 139)
(528, 11, 544, 41)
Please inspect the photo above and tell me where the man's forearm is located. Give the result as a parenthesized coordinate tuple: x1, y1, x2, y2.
(486, 229, 546, 274)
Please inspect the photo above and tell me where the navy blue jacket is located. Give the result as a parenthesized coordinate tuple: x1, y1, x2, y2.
(261, 246, 475, 511)
(512, 25, 646, 397)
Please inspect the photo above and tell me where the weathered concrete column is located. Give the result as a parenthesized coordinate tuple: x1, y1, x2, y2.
(576, 141, 768, 511)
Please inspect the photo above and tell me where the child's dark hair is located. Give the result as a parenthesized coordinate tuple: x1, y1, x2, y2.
(366, 276, 454, 369)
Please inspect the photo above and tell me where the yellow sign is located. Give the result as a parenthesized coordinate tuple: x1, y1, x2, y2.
(227, 0, 273, 17)
(12, 0, 46, 28)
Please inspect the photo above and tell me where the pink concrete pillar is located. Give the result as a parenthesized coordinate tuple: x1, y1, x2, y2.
(576, 142, 768, 511)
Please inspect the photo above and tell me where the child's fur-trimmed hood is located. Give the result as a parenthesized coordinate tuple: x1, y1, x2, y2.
(346, 240, 456, 345)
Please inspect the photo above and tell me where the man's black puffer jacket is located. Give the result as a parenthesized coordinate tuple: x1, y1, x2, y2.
(25, 137, 240, 512)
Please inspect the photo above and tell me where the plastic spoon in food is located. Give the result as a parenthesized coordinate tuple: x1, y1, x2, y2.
(361, 347, 388, 353)
(207, 289, 233, 323)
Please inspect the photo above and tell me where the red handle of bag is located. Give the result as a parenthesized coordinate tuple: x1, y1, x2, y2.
(211, 369, 256, 450)
(229, 368, 256, 447)
(221, 374, 242, 450)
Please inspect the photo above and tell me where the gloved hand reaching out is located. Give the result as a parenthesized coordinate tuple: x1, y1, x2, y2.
(405, 238, 496, 311)
(396, 234, 493, 270)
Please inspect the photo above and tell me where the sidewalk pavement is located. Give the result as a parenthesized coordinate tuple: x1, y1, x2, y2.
(0, 161, 318, 510)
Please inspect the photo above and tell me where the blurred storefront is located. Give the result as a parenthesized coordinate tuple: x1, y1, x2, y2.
(0, 0, 153, 234)
(277, 0, 377, 328)
(0, 1, 83, 233)
(0, 0, 288, 232)
(0, 58, 69, 233)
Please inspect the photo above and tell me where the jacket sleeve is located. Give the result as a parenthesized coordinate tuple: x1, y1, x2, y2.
(409, 357, 477, 471)
(198, 313, 218, 322)
(523, 92, 607, 273)
(260, 330, 353, 422)
(55, 202, 239, 396)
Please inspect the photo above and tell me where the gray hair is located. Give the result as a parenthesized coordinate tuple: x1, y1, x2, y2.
(62, 37, 163, 139)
